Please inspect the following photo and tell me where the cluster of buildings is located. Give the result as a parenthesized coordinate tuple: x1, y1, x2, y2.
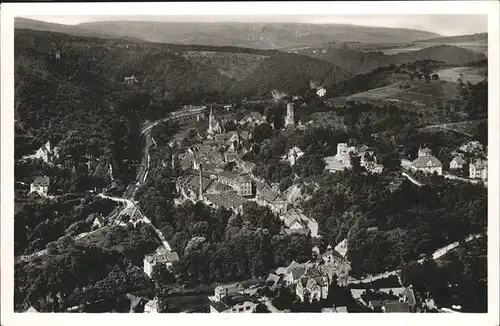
(208, 284, 261, 313)
(350, 286, 417, 313)
(403, 142, 487, 181)
(323, 143, 383, 174)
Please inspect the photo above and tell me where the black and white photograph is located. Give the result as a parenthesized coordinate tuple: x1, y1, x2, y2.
(1, 2, 499, 326)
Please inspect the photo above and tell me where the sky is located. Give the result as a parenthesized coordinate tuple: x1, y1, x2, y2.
(21, 14, 488, 36)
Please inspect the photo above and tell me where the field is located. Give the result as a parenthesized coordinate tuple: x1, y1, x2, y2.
(434, 66, 487, 84)
(346, 80, 459, 104)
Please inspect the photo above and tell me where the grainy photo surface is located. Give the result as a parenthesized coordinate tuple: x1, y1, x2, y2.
(4, 5, 495, 319)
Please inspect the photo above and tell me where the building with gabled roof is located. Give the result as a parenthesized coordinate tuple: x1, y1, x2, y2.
(450, 156, 466, 170)
(143, 246, 180, 278)
(29, 176, 50, 197)
(280, 208, 319, 238)
(209, 294, 259, 313)
(411, 147, 442, 175)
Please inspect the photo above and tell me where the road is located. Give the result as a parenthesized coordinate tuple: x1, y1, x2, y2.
(348, 232, 485, 285)
(402, 172, 422, 187)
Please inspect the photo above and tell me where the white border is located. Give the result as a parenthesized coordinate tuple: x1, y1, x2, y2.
(1, 2, 499, 326)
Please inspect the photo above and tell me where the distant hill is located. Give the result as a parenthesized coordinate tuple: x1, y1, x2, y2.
(76, 20, 440, 49)
(15, 18, 145, 42)
(414, 33, 487, 44)
(318, 45, 487, 75)
(15, 28, 349, 112)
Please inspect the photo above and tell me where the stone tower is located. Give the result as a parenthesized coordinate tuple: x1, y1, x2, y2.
(285, 102, 295, 127)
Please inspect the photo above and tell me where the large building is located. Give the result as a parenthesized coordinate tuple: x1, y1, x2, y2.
(143, 246, 180, 278)
(411, 147, 442, 175)
(323, 143, 357, 172)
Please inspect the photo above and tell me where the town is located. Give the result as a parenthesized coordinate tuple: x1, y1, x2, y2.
(12, 13, 489, 316)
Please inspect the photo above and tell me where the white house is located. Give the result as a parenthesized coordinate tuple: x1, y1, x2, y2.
(29, 176, 50, 197)
(316, 88, 327, 98)
(34, 141, 59, 164)
(469, 159, 487, 180)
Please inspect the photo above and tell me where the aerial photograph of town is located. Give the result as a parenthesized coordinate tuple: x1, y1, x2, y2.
(2, 3, 498, 321)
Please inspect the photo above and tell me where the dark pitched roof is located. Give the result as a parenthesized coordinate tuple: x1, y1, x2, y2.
(412, 155, 442, 168)
(205, 192, 246, 209)
(32, 176, 50, 186)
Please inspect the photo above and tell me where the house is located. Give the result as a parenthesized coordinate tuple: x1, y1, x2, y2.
(209, 294, 259, 313)
(317, 88, 327, 97)
(359, 147, 384, 173)
(144, 299, 159, 313)
(295, 267, 329, 303)
(29, 176, 50, 197)
(469, 159, 487, 180)
(34, 140, 59, 163)
(278, 260, 316, 285)
(25, 306, 39, 312)
(240, 111, 266, 126)
(280, 209, 319, 238)
(459, 140, 483, 153)
(126, 294, 147, 312)
(450, 156, 466, 170)
(143, 246, 180, 278)
(213, 283, 242, 302)
(283, 146, 305, 166)
(411, 147, 442, 175)
(92, 214, 105, 229)
(255, 181, 288, 215)
(124, 75, 138, 84)
(332, 239, 348, 258)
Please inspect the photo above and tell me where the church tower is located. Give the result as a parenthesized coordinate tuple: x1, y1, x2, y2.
(285, 102, 295, 127)
(208, 106, 214, 134)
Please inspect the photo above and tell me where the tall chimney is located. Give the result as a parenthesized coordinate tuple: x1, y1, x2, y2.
(198, 163, 203, 201)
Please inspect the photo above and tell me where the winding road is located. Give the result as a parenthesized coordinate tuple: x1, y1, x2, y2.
(347, 232, 485, 285)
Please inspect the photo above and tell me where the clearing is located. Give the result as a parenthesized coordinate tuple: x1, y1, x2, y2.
(433, 66, 487, 85)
